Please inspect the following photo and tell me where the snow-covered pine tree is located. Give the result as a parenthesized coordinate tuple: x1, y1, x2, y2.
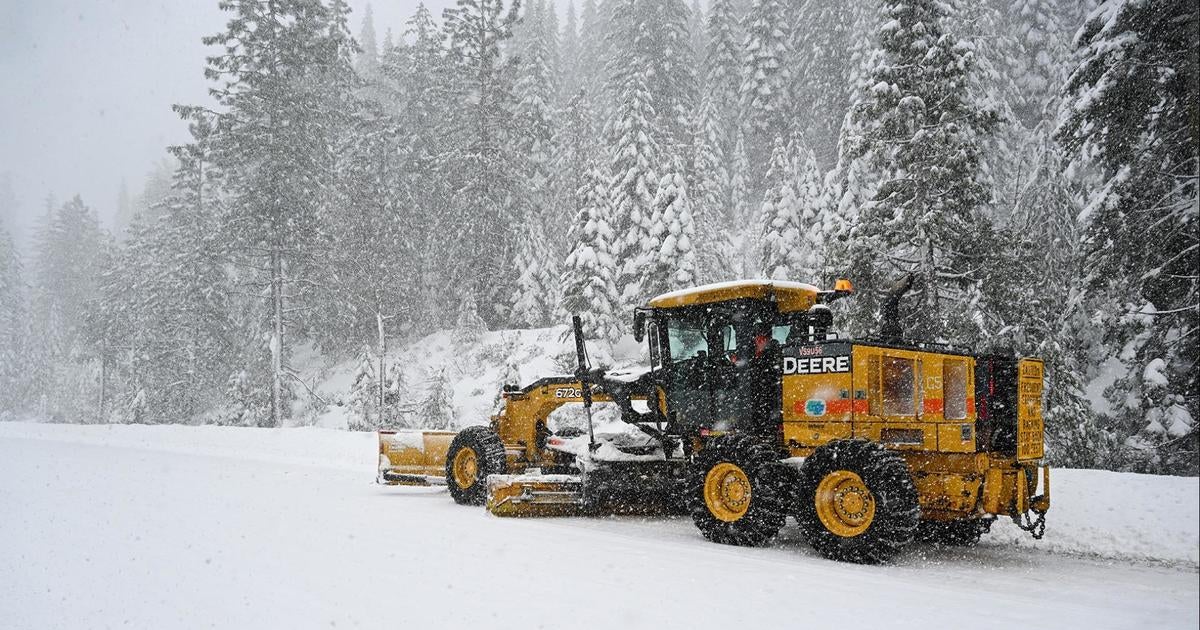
(455, 292, 488, 344)
(757, 137, 799, 280)
(740, 0, 794, 170)
(29, 195, 106, 422)
(641, 171, 697, 298)
(191, 0, 358, 427)
(511, 223, 561, 327)
(702, 0, 743, 143)
(607, 0, 697, 161)
(417, 368, 456, 430)
(382, 4, 461, 328)
(790, 0, 873, 168)
(442, 0, 526, 326)
(688, 0, 708, 72)
(560, 1, 582, 99)
(576, 0, 610, 111)
(687, 94, 735, 282)
(559, 163, 621, 340)
(355, 3, 380, 80)
(348, 345, 381, 430)
(1007, 0, 1071, 129)
(509, 0, 562, 328)
(87, 111, 239, 425)
(604, 1, 661, 308)
(550, 89, 601, 237)
(1057, 0, 1199, 473)
(761, 142, 827, 283)
(0, 226, 28, 417)
(835, 0, 998, 343)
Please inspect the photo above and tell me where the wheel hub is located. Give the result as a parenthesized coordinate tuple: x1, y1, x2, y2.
(453, 447, 479, 489)
(704, 462, 752, 522)
(814, 470, 876, 537)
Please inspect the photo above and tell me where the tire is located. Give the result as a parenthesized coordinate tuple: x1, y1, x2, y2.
(687, 434, 788, 547)
(917, 519, 985, 546)
(445, 425, 506, 505)
(797, 439, 920, 564)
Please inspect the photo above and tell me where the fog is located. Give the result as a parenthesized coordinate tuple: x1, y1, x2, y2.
(0, 0, 464, 250)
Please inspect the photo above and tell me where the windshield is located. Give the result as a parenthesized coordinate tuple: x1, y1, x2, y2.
(666, 317, 708, 363)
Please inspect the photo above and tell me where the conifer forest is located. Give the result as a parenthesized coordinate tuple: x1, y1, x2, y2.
(0, 0, 1196, 475)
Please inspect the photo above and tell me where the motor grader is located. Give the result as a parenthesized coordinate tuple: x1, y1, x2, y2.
(377, 279, 1050, 563)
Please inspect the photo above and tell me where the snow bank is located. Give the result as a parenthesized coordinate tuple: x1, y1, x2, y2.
(1, 422, 1196, 567)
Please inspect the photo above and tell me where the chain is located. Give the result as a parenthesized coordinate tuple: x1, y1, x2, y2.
(1016, 507, 1047, 540)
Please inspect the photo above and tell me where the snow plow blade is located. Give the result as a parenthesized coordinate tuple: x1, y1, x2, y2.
(376, 430, 458, 486)
(486, 473, 586, 517)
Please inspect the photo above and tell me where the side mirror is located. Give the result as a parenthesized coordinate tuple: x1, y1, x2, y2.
(633, 310, 646, 342)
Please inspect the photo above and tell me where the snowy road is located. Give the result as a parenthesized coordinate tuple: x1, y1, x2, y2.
(2, 426, 1197, 630)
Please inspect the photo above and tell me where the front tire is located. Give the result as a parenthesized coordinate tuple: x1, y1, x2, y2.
(445, 426, 506, 505)
(687, 434, 787, 546)
(797, 439, 920, 564)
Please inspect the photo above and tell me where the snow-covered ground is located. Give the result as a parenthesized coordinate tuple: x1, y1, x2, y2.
(2, 422, 1197, 630)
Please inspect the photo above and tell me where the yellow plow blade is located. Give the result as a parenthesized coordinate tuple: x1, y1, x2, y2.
(377, 430, 457, 486)
(486, 473, 585, 517)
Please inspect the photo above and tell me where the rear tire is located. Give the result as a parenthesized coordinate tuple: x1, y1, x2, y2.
(687, 434, 787, 546)
(797, 439, 919, 564)
(445, 426, 506, 505)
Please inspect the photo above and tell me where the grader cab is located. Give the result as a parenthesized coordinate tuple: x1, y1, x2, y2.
(377, 279, 1050, 563)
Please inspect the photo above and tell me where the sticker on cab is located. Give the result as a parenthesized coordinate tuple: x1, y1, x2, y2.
(805, 399, 827, 417)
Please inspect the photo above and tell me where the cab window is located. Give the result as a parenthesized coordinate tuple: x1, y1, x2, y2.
(666, 318, 708, 363)
(882, 356, 916, 416)
(943, 359, 968, 420)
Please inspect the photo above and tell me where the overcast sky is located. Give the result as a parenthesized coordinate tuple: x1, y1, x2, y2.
(0, 0, 469, 249)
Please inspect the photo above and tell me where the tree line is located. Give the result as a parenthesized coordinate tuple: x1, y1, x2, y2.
(0, 0, 1194, 474)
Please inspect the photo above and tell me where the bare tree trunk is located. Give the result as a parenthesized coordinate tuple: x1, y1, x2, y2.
(270, 248, 284, 428)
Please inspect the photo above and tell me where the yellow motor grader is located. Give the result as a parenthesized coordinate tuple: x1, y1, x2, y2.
(377, 279, 1051, 563)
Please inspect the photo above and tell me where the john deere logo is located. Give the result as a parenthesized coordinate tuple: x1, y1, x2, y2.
(805, 399, 827, 416)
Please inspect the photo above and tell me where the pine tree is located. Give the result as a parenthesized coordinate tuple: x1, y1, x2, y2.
(835, 0, 998, 342)
(576, 0, 609, 109)
(560, 164, 621, 339)
(790, 0, 873, 168)
(560, 1, 582, 99)
(1008, 0, 1071, 127)
(455, 292, 488, 343)
(606, 0, 697, 161)
(688, 0, 708, 71)
(641, 171, 697, 298)
(417, 368, 456, 430)
(760, 141, 827, 282)
(511, 223, 561, 327)
(605, 67, 659, 308)
(383, 4, 460, 327)
(29, 195, 106, 422)
(740, 0, 793, 163)
(0, 226, 28, 417)
(443, 0, 525, 326)
(757, 137, 797, 279)
(188, 0, 359, 426)
(1057, 0, 1199, 472)
(356, 3, 380, 80)
(87, 111, 240, 425)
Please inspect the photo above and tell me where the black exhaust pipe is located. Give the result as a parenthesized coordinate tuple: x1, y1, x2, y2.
(879, 274, 914, 343)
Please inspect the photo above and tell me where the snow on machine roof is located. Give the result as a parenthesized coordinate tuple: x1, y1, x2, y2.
(647, 279, 822, 313)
